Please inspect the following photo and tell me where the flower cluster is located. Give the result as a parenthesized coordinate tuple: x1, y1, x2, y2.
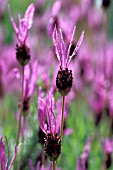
(9, 3, 35, 66)
(53, 26, 84, 96)
(38, 92, 61, 161)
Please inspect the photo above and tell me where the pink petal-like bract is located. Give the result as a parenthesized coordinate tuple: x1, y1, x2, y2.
(0, 137, 6, 170)
(66, 26, 76, 67)
(48, 93, 56, 135)
(67, 30, 84, 67)
(38, 108, 47, 134)
(53, 26, 61, 62)
(24, 3, 35, 29)
(18, 18, 28, 43)
(9, 144, 20, 170)
(59, 29, 66, 69)
(52, 0, 61, 16)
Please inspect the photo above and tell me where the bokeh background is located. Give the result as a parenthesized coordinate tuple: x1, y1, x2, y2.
(1, 0, 113, 169)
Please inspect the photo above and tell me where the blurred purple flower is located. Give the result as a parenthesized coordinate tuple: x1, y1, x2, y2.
(14, 61, 38, 113)
(88, 71, 106, 125)
(9, 3, 35, 45)
(0, 136, 20, 170)
(38, 92, 56, 136)
(9, 3, 35, 66)
(76, 137, 92, 170)
(102, 138, 113, 168)
(76, 157, 83, 170)
(30, 159, 62, 170)
(38, 92, 61, 161)
(88, 8, 102, 32)
(22, 61, 38, 113)
(48, 1, 61, 37)
(102, 138, 113, 154)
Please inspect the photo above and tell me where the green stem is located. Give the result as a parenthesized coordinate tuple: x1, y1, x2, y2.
(16, 66, 24, 146)
(60, 96, 65, 140)
(41, 149, 45, 165)
(52, 161, 56, 170)
(17, 115, 26, 170)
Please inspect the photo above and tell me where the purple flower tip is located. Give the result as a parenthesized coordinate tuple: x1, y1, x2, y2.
(53, 25, 84, 70)
(9, 3, 35, 44)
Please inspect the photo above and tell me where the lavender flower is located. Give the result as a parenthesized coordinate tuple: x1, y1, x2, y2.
(22, 61, 38, 114)
(47, 1, 61, 37)
(53, 26, 84, 96)
(14, 61, 38, 114)
(30, 159, 62, 170)
(38, 92, 61, 161)
(76, 137, 92, 170)
(0, 136, 20, 170)
(102, 138, 113, 168)
(9, 3, 35, 66)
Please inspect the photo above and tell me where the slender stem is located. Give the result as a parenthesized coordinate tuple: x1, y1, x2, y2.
(41, 149, 45, 165)
(60, 96, 65, 140)
(103, 12, 108, 80)
(16, 66, 24, 146)
(52, 161, 56, 170)
(17, 115, 26, 170)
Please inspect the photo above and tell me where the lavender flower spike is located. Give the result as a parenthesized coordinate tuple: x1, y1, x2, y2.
(9, 3, 35, 66)
(38, 92, 61, 161)
(53, 26, 84, 96)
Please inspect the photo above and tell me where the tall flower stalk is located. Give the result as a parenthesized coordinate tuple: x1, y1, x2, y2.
(9, 4, 35, 170)
(16, 66, 24, 146)
(9, 3, 35, 146)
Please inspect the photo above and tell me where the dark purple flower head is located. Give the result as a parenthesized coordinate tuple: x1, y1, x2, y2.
(53, 26, 84, 96)
(0, 136, 20, 170)
(38, 92, 61, 161)
(9, 3, 35, 66)
(102, 0, 111, 9)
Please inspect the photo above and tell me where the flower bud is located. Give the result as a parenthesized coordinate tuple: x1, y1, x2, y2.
(18, 97, 30, 115)
(16, 44, 30, 66)
(44, 133, 61, 161)
(56, 67, 73, 96)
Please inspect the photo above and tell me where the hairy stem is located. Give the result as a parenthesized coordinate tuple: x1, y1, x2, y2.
(60, 96, 65, 140)
(16, 66, 24, 146)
